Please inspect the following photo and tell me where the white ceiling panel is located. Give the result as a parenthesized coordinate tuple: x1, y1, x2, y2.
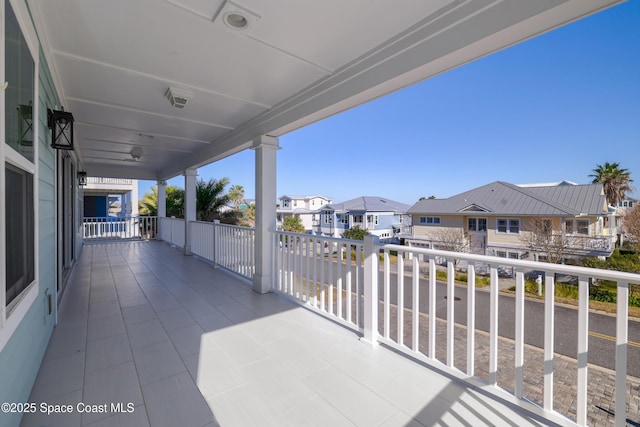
(28, 0, 624, 180)
(239, 0, 456, 71)
(55, 54, 267, 128)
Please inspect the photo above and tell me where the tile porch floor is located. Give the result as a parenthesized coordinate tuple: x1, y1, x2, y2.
(21, 241, 554, 427)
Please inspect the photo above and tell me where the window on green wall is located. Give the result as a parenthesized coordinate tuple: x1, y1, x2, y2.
(3, 0, 37, 310)
(5, 0, 35, 163)
(5, 163, 35, 307)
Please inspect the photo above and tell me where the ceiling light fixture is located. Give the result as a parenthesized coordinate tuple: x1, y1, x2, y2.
(130, 147, 143, 160)
(214, 1, 260, 31)
(225, 12, 248, 29)
(165, 87, 192, 109)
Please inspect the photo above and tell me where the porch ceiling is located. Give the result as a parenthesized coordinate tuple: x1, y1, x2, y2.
(30, 0, 622, 181)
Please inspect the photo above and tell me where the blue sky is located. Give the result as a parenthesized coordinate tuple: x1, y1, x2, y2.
(140, 1, 640, 205)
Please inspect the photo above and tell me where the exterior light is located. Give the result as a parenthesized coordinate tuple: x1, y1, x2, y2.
(215, 1, 259, 31)
(77, 171, 87, 186)
(48, 108, 74, 150)
(165, 87, 192, 109)
(225, 12, 248, 29)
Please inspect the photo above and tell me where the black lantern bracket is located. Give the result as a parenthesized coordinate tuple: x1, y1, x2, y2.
(48, 107, 74, 150)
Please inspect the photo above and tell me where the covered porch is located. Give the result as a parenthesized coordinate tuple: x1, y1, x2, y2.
(22, 240, 548, 427)
(2, 1, 636, 426)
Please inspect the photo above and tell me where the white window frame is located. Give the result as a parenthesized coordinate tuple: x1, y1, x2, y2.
(576, 219, 589, 235)
(419, 216, 440, 225)
(468, 217, 487, 232)
(1, 0, 41, 350)
(323, 211, 332, 224)
(497, 218, 520, 234)
(565, 219, 574, 234)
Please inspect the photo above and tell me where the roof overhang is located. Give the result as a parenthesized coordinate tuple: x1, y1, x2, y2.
(28, 0, 624, 180)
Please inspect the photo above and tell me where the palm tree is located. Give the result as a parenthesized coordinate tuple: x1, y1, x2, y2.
(166, 186, 184, 217)
(138, 185, 184, 217)
(139, 186, 158, 216)
(239, 203, 255, 228)
(589, 162, 634, 206)
(228, 185, 245, 208)
(196, 178, 237, 223)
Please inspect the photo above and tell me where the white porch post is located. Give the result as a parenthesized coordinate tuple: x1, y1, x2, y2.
(362, 234, 379, 345)
(121, 193, 129, 216)
(184, 168, 197, 255)
(252, 135, 279, 294)
(157, 180, 167, 240)
(131, 181, 139, 216)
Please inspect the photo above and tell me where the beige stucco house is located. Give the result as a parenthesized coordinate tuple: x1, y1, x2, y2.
(403, 181, 616, 262)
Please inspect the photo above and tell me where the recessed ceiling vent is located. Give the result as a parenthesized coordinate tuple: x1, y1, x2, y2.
(165, 87, 192, 109)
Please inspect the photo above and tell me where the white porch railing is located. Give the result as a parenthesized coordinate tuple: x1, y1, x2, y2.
(272, 232, 639, 427)
(158, 217, 185, 248)
(85, 177, 133, 185)
(189, 221, 255, 280)
(153, 223, 636, 426)
(83, 216, 157, 240)
(273, 231, 365, 331)
(157, 219, 255, 281)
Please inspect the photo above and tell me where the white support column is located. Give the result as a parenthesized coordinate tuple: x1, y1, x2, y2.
(121, 193, 129, 216)
(362, 234, 379, 346)
(157, 180, 167, 240)
(131, 180, 139, 216)
(184, 168, 197, 255)
(252, 135, 279, 294)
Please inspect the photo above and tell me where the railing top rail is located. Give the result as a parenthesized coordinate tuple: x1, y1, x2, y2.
(273, 230, 363, 245)
(83, 215, 157, 219)
(379, 242, 640, 283)
(205, 222, 255, 231)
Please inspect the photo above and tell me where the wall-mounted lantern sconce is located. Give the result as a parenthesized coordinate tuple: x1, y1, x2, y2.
(78, 171, 87, 186)
(48, 108, 74, 150)
(18, 103, 33, 147)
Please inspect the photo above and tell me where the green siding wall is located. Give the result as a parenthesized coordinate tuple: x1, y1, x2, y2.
(0, 44, 59, 426)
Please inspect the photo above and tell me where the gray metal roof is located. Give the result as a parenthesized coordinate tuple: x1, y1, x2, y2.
(322, 196, 411, 214)
(407, 181, 607, 217)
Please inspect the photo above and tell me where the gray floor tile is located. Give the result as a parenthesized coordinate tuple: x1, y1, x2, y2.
(29, 352, 85, 401)
(85, 334, 133, 373)
(20, 389, 83, 427)
(142, 372, 215, 427)
(44, 326, 87, 360)
(84, 405, 149, 427)
(194, 311, 232, 332)
(87, 313, 126, 341)
(82, 361, 144, 424)
(155, 306, 196, 331)
(121, 303, 156, 325)
(167, 324, 205, 359)
(126, 319, 169, 350)
(131, 340, 186, 385)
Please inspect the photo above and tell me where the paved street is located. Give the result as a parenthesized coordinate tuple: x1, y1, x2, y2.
(381, 263, 640, 377)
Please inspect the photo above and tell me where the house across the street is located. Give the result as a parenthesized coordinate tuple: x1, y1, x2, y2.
(402, 181, 617, 262)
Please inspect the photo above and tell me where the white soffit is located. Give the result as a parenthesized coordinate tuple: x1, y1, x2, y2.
(28, 0, 624, 180)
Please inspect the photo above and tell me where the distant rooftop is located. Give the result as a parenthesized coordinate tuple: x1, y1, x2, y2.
(516, 180, 578, 187)
(323, 196, 411, 213)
